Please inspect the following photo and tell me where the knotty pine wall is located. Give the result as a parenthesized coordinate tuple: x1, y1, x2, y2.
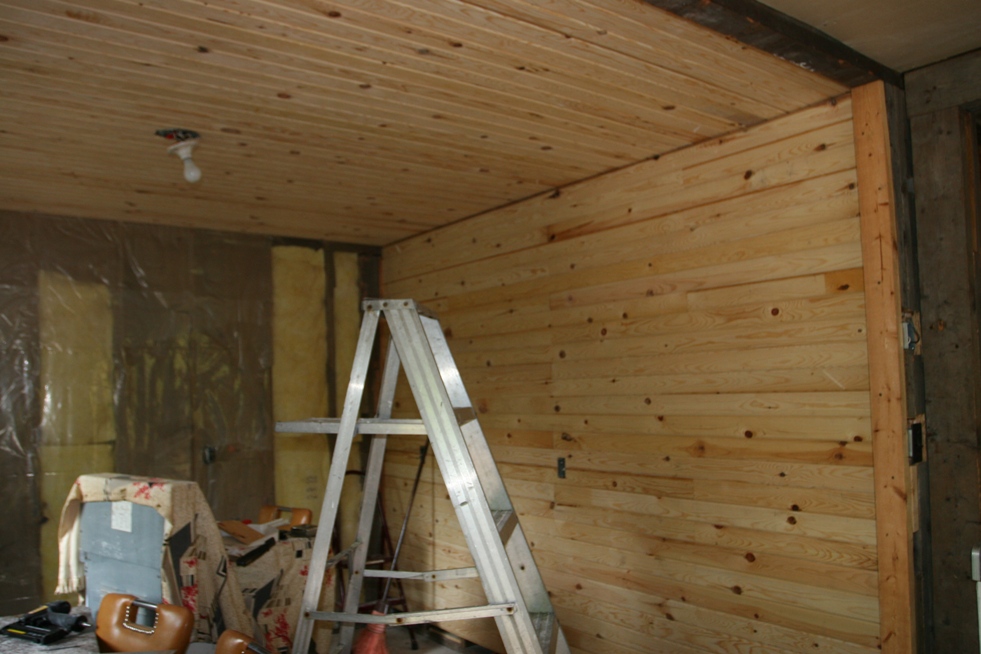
(381, 92, 895, 654)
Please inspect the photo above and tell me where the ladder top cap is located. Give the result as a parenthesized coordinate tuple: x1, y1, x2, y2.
(362, 298, 437, 318)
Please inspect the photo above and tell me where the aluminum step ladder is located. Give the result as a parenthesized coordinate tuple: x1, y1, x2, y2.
(278, 299, 570, 654)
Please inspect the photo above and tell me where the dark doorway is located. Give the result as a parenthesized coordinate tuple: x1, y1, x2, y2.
(908, 50, 981, 653)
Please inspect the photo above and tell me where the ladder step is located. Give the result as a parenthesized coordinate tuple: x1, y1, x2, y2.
(363, 567, 479, 581)
(453, 406, 478, 426)
(275, 417, 427, 435)
(531, 612, 558, 654)
(310, 603, 516, 626)
(278, 412, 477, 434)
(492, 509, 518, 544)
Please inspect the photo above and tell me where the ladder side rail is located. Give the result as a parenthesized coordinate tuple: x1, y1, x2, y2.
(460, 422, 556, 617)
(425, 311, 567, 652)
(421, 318, 513, 509)
(386, 306, 544, 653)
(292, 308, 381, 654)
(331, 434, 389, 654)
(419, 313, 471, 409)
(333, 340, 404, 654)
(374, 334, 401, 418)
(554, 627, 570, 654)
(387, 307, 515, 598)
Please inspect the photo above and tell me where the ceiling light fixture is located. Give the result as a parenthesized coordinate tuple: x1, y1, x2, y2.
(155, 128, 202, 183)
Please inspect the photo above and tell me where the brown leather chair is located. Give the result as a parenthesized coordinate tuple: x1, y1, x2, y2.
(96, 593, 193, 654)
(215, 630, 270, 654)
(258, 505, 312, 528)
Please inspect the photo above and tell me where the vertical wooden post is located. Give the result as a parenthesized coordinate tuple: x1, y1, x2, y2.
(852, 80, 916, 653)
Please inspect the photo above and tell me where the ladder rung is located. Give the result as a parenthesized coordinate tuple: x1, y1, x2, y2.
(363, 567, 479, 582)
(275, 417, 428, 435)
(531, 612, 558, 654)
(309, 603, 516, 626)
(492, 509, 518, 544)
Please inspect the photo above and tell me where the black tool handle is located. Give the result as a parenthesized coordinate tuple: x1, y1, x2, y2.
(46, 611, 88, 631)
(1, 622, 69, 645)
(236, 537, 275, 566)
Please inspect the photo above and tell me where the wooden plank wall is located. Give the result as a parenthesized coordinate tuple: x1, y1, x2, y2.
(382, 95, 883, 653)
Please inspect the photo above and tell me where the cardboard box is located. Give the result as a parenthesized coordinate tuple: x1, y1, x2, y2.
(218, 520, 264, 545)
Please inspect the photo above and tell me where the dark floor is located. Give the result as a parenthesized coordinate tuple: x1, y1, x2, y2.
(372, 625, 496, 654)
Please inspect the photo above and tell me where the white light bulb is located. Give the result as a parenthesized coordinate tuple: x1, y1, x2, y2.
(182, 157, 202, 183)
(168, 139, 202, 183)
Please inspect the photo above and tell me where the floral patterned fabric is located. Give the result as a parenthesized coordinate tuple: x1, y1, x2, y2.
(236, 535, 333, 653)
(54, 473, 327, 650)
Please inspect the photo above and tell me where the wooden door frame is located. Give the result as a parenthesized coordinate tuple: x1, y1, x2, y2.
(853, 81, 919, 654)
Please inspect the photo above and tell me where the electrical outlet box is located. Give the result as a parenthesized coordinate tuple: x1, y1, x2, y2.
(908, 419, 925, 464)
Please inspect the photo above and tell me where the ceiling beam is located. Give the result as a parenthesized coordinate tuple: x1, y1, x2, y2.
(642, 0, 903, 89)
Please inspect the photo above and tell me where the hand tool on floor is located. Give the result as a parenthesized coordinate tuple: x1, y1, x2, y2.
(1, 601, 89, 644)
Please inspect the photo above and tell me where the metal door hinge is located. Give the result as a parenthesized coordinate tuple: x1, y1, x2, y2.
(902, 310, 921, 354)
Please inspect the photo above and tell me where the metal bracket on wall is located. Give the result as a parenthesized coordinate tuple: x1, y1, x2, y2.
(902, 310, 922, 354)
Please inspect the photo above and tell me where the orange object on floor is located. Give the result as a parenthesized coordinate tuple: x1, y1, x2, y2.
(351, 611, 388, 654)
(215, 629, 271, 654)
(96, 593, 193, 654)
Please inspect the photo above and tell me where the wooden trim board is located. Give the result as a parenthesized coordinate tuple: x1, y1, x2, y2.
(852, 80, 916, 653)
